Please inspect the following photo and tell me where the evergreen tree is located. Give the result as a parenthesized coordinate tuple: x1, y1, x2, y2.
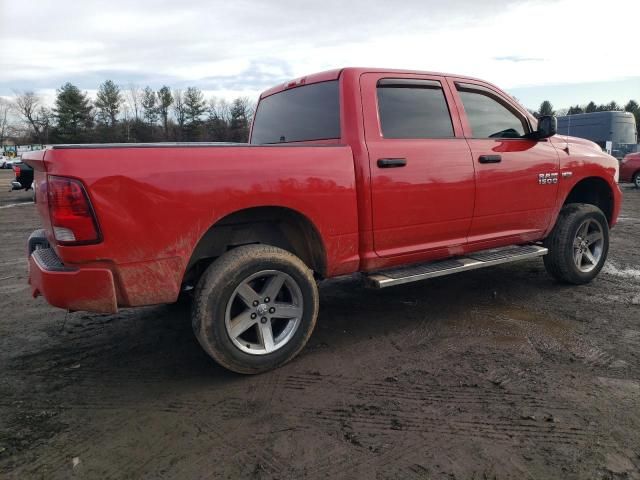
(142, 86, 158, 126)
(624, 100, 640, 138)
(567, 105, 584, 115)
(94, 80, 121, 127)
(538, 100, 555, 117)
(157, 86, 173, 140)
(625, 100, 639, 113)
(585, 101, 597, 113)
(598, 101, 622, 112)
(52, 83, 93, 143)
(183, 87, 206, 140)
(94, 80, 121, 142)
(229, 97, 252, 142)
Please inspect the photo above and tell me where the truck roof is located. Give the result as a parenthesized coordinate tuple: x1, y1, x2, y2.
(258, 67, 487, 99)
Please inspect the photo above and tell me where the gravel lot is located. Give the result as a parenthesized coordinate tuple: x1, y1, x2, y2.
(1, 168, 639, 479)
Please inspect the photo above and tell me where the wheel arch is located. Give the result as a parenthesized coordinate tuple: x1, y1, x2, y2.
(562, 176, 615, 225)
(183, 206, 327, 287)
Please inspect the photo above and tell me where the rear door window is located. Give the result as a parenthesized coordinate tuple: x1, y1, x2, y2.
(377, 79, 454, 139)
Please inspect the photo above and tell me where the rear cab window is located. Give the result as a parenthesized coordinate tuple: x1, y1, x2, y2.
(250, 81, 340, 144)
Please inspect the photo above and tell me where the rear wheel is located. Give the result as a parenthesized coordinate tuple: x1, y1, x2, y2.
(543, 203, 609, 284)
(633, 172, 640, 188)
(192, 244, 319, 374)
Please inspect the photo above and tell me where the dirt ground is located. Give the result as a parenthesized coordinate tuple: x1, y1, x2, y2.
(1, 168, 639, 479)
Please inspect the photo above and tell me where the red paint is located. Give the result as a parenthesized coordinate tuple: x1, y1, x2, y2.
(620, 152, 640, 183)
(22, 68, 622, 313)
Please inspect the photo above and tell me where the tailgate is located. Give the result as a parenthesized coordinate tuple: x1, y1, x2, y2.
(22, 149, 47, 172)
(22, 150, 54, 244)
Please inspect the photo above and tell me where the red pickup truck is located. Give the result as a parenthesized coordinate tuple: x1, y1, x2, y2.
(620, 152, 640, 187)
(23, 68, 621, 373)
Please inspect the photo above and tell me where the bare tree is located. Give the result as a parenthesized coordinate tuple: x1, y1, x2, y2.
(13, 91, 44, 142)
(125, 84, 143, 121)
(172, 89, 186, 140)
(36, 106, 53, 144)
(207, 97, 230, 141)
(0, 98, 11, 146)
(208, 97, 231, 123)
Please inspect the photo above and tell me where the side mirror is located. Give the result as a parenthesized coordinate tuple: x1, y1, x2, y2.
(536, 115, 557, 139)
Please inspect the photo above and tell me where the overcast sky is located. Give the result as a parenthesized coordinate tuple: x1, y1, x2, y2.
(1, 0, 638, 110)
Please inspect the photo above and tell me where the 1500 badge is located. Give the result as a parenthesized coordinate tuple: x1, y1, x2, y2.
(538, 173, 558, 184)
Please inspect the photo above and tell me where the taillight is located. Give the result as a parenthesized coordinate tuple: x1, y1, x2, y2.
(47, 176, 101, 245)
(13, 165, 21, 176)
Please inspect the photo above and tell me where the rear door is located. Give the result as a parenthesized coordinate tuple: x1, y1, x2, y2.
(448, 79, 560, 243)
(361, 73, 475, 257)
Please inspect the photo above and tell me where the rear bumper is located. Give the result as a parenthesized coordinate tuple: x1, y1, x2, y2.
(27, 230, 118, 313)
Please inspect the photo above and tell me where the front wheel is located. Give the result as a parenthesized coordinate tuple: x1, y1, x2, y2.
(192, 245, 319, 374)
(543, 203, 609, 284)
(633, 172, 640, 188)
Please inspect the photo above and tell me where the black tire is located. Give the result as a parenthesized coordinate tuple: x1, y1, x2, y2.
(633, 172, 640, 188)
(543, 203, 609, 285)
(192, 245, 319, 374)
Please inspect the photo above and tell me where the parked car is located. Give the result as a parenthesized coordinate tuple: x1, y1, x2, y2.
(11, 161, 34, 191)
(620, 152, 640, 187)
(1, 157, 17, 169)
(22, 67, 621, 374)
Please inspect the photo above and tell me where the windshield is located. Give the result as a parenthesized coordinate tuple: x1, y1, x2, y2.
(250, 81, 340, 144)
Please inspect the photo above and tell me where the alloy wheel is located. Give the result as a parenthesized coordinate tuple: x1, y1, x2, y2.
(224, 270, 303, 355)
(572, 218, 604, 273)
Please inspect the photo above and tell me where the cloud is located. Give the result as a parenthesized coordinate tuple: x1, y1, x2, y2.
(1, 0, 638, 107)
(493, 56, 544, 63)
(196, 59, 294, 91)
(509, 77, 640, 110)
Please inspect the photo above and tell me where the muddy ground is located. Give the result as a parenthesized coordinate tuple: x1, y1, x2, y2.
(0, 168, 639, 479)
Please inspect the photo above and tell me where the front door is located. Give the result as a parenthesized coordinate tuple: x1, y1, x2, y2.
(448, 79, 560, 244)
(361, 73, 475, 257)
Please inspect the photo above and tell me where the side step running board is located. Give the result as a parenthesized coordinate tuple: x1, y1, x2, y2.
(365, 244, 548, 289)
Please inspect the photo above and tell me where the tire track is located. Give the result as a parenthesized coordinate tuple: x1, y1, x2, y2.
(305, 408, 610, 447)
(282, 373, 571, 410)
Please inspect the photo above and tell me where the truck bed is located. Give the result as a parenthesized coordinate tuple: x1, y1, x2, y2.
(24, 144, 360, 308)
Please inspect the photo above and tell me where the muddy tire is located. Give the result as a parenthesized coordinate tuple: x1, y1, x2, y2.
(192, 245, 319, 374)
(543, 203, 609, 285)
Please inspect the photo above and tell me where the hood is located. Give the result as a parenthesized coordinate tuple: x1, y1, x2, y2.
(549, 135, 602, 152)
